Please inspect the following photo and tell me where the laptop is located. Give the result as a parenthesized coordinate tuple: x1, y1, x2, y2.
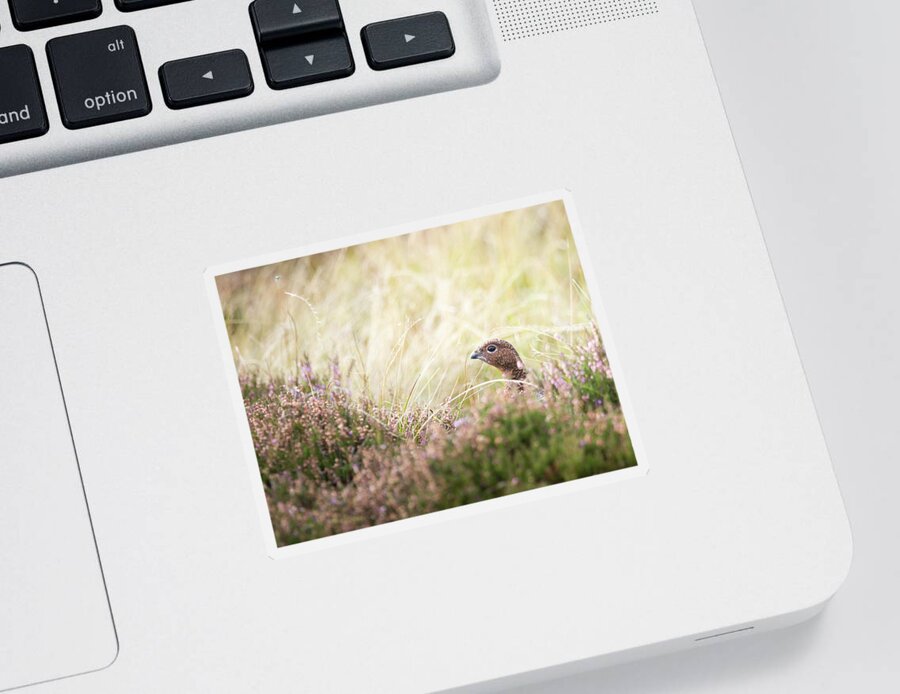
(0, 1, 851, 692)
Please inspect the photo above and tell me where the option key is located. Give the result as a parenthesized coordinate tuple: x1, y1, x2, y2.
(47, 26, 152, 130)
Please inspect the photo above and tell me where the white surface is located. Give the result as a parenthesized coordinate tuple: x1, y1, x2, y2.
(0, 264, 117, 692)
(516, 1, 900, 692)
(0, 1, 853, 691)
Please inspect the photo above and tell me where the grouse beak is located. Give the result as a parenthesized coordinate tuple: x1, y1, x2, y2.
(470, 349, 485, 362)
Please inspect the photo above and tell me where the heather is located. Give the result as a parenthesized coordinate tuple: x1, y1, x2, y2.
(243, 328, 635, 545)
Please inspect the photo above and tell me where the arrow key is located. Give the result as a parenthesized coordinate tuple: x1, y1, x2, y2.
(159, 50, 254, 109)
(250, 0, 344, 43)
(362, 12, 455, 71)
(261, 34, 354, 90)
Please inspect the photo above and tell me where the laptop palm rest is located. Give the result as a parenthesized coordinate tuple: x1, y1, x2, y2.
(0, 264, 117, 692)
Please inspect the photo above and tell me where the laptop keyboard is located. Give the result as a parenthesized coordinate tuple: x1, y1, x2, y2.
(0, 0, 499, 176)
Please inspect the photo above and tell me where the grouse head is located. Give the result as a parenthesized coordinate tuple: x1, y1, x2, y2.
(470, 339, 527, 385)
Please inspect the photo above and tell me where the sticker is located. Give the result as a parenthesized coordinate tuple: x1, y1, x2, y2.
(207, 192, 644, 555)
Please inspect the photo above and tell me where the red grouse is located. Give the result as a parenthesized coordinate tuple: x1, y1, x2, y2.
(470, 339, 527, 391)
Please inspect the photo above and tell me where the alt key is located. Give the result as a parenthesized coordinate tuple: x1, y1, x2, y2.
(46, 25, 152, 130)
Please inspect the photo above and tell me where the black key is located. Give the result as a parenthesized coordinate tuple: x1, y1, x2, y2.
(47, 25, 151, 130)
(250, 0, 343, 43)
(0, 45, 49, 145)
(115, 0, 191, 10)
(361, 12, 455, 71)
(8, 0, 102, 32)
(261, 34, 353, 90)
(159, 50, 254, 109)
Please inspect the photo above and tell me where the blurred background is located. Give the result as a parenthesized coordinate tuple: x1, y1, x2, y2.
(217, 200, 596, 408)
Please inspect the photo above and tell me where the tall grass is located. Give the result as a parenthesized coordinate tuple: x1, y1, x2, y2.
(216, 201, 595, 411)
(217, 201, 637, 545)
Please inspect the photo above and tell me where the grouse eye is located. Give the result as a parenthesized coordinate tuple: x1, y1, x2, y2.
(487, 345, 497, 353)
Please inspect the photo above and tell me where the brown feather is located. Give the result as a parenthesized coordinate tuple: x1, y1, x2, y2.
(470, 339, 527, 391)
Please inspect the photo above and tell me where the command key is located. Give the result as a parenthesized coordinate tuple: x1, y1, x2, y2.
(0, 45, 49, 145)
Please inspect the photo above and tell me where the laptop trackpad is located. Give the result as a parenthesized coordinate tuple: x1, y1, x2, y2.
(0, 264, 117, 691)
